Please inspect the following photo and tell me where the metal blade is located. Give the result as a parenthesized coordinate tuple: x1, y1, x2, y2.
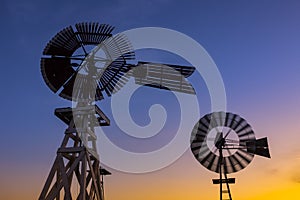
(229, 154, 243, 173)
(202, 113, 212, 130)
(200, 151, 214, 166)
(235, 124, 251, 134)
(230, 115, 243, 131)
(41, 57, 75, 93)
(223, 157, 229, 174)
(207, 154, 217, 171)
(238, 130, 255, 138)
(228, 113, 238, 130)
(75, 23, 114, 45)
(43, 26, 81, 56)
(236, 150, 252, 166)
(227, 155, 237, 173)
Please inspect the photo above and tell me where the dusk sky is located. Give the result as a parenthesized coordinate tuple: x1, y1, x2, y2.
(1, 0, 300, 200)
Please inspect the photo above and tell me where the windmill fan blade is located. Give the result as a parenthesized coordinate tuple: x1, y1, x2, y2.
(132, 62, 196, 94)
(235, 124, 251, 134)
(235, 150, 253, 166)
(207, 154, 217, 171)
(229, 154, 243, 172)
(98, 60, 133, 96)
(227, 113, 238, 130)
(230, 115, 244, 132)
(211, 111, 226, 128)
(96, 33, 135, 96)
(201, 152, 215, 168)
(199, 114, 211, 130)
(222, 157, 229, 174)
(238, 130, 255, 140)
(75, 22, 114, 45)
(191, 134, 206, 144)
(59, 75, 76, 100)
(43, 26, 80, 56)
(41, 57, 75, 93)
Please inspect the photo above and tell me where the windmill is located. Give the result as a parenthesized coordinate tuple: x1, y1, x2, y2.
(39, 22, 196, 200)
(190, 112, 271, 200)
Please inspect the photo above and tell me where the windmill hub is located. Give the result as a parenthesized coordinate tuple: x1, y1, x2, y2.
(206, 127, 239, 157)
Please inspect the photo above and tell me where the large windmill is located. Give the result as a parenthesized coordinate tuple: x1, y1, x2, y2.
(190, 112, 271, 200)
(39, 22, 196, 200)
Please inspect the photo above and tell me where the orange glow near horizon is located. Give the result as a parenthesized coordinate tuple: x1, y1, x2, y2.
(1, 147, 300, 200)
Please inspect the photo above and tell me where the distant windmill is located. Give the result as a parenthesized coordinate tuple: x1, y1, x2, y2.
(190, 112, 271, 200)
(39, 22, 196, 200)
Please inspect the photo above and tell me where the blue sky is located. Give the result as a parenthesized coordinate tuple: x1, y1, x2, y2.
(1, 0, 300, 199)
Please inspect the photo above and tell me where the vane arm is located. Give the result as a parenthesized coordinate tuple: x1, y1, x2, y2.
(223, 147, 247, 150)
(223, 129, 232, 140)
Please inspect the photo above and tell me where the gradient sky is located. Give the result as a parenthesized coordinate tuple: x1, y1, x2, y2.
(1, 0, 300, 200)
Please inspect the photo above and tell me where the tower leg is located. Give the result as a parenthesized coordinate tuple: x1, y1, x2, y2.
(39, 105, 110, 200)
(39, 131, 104, 200)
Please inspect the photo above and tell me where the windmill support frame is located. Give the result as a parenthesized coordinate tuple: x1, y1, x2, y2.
(39, 105, 110, 200)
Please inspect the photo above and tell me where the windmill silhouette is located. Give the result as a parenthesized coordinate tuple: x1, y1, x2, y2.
(39, 22, 196, 200)
(190, 112, 271, 200)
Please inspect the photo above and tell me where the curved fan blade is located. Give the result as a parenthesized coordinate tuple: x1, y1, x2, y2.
(224, 112, 231, 127)
(198, 118, 209, 131)
(95, 33, 135, 96)
(41, 57, 75, 93)
(236, 150, 253, 166)
(200, 152, 215, 166)
(43, 26, 80, 56)
(230, 115, 243, 131)
(207, 154, 217, 171)
(75, 23, 114, 45)
(197, 145, 210, 158)
(223, 157, 229, 174)
(192, 134, 206, 144)
(58, 75, 76, 100)
(99, 61, 133, 96)
(238, 130, 255, 138)
(228, 154, 241, 173)
(209, 112, 219, 128)
(228, 113, 238, 130)
(235, 124, 251, 134)
(216, 111, 226, 127)
(191, 142, 202, 152)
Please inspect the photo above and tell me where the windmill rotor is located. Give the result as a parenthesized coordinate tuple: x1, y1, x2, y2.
(41, 22, 135, 102)
(191, 112, 260, 173)
(190, 111, 271, 200)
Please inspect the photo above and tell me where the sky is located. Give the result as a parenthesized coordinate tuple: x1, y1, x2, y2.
(1, 0, 300, 200)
